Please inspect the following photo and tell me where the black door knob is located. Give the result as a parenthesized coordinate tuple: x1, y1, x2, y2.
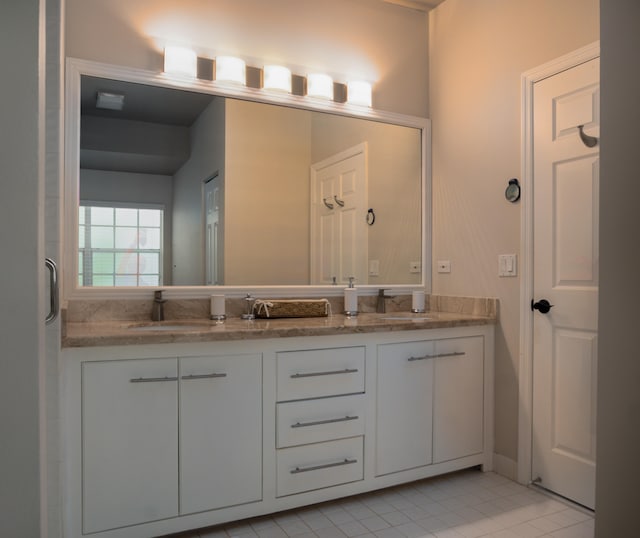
(531, 299, 554, 314)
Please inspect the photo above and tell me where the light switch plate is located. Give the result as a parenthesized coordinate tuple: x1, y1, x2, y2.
(498, 254, 517, 277)
(369, 259, 380, 276)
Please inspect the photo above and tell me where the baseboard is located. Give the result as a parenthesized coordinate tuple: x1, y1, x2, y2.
(493, 453, 518, 481)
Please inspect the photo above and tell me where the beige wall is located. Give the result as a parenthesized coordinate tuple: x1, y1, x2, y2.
(429, 0, 599, 463)
(65, 0, 429, 117)
(225, 100, 312, 285)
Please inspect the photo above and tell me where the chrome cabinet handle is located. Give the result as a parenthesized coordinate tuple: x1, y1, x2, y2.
(291, 415, 359, 429)
(290, 458, 357, 474)
(407, 351, 466, 361)
(130, 376, 179, 383)
(45, 258, 58, 324)
(181, 373, 227, 380)
(290, 368, 358, 379)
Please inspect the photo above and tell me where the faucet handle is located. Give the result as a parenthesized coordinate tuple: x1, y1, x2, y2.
(154, 289, 167, 302)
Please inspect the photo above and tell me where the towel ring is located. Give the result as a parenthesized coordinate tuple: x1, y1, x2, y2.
(366, 208, 376, 225)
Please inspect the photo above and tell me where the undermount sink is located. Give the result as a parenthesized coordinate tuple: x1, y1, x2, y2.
(380, 315, 432, 321)
(127, 322, 211, 332)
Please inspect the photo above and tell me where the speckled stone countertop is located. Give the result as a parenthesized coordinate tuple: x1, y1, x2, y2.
(62, 304, 496, 348)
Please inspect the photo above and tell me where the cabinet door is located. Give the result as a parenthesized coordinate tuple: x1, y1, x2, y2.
(180, 354, 262, 514)
(376, 341, 434, 476)
(433, 337, 484, 463)
(82, 359, 179, 534)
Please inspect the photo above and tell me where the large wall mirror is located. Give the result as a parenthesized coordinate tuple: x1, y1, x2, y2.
(65, 59, 430, 298)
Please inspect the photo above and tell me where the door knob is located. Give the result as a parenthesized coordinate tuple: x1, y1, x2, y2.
(531, 299, 553, 314)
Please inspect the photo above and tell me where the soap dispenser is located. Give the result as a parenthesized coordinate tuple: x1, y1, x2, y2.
(344, 277, 358, 317)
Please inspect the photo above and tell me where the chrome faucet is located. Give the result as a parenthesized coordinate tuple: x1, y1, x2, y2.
(151, 290, 167, 321)
(376, 289, 395, 313)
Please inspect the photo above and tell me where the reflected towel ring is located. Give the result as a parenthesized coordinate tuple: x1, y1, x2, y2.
(366, 208, 375, 225)
(333, 195, 345, 207)
(323, 197, 334, 209)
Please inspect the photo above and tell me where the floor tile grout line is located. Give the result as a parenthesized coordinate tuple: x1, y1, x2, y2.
(170, 470, 594, 538)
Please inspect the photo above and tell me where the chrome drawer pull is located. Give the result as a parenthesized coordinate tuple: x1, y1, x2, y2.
(290, 368, 358, 379)
(407, 351, 466, 361)
(181, 373, 227, 380)
(130, 376, 178, 383)
(291, 415, 359, 429)
(290, 458, 358, 474)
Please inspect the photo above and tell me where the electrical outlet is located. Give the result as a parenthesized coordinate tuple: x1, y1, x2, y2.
(369, 259, 380, 276)
(437, 260, 451, 273)
(409, 261, 421, 274)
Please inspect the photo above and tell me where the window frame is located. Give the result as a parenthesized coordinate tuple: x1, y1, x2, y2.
(78, 201, 164, 287)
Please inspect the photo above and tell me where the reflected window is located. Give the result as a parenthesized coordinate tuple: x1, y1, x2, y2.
(79, 204, 163, 286)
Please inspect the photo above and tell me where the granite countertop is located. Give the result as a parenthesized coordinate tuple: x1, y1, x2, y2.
(62, 311, 496, 348)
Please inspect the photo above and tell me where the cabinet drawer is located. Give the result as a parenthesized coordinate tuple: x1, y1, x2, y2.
(277, 347, 365, 401)
(277, 394, 365, 448)
(276, 437, 363, 497)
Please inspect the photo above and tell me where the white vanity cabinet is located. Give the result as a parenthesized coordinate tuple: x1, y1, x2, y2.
(179, 354, 262, 514)
(376, 340, 435, 476)
(76, 353, 262, 535)
(62, 325, 493, 538)
(275, 346, 366, 497)
(375, 335, 487, 477)
(432, 337, 484, 463)
(82, 359, 180, 534)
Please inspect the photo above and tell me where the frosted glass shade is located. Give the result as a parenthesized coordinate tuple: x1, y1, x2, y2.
(163, 46, 198, 78)
(216, 56, 246, 85)
(307, 73, 334, 99)
(347, 81, 372, 107)
(263, 65, 292, 93)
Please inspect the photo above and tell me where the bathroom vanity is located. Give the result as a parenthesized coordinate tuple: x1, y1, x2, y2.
(60, 310, 494, 538)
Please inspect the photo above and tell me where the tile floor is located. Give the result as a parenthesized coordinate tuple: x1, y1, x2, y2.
(168, 469, 594, 538)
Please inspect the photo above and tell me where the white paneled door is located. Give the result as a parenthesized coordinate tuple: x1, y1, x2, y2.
(532, 57, 599, 510)
(310, 143, 368, 285)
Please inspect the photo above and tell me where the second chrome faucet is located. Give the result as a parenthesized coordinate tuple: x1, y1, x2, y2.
(376, 289, 395, 313)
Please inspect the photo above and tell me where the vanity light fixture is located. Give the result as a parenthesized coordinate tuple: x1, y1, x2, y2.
(163, 46, 198, 78)
(346, 81, 372, 107)
(215, 56, 246, 85)
(263, 65, 292, 93)
(307, 73, 334, 100)
(95, 91, 125, 111)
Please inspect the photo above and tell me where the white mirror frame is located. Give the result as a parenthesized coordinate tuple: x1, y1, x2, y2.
(64, 57, 431, 300)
